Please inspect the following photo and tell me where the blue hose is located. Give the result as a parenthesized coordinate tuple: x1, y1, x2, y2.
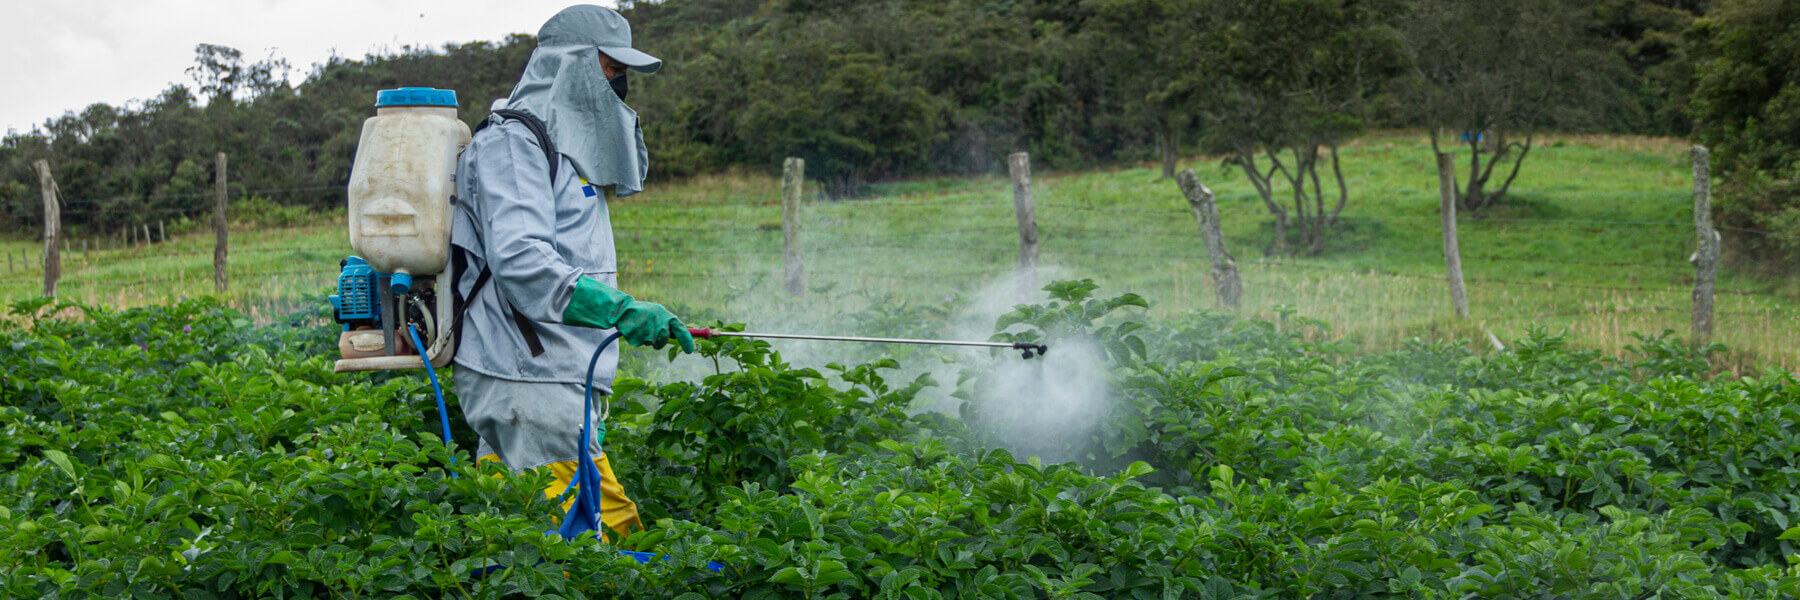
(407, 325, 456, 469)
(555, 332, 622, 541)
(453, 330, 725, 577)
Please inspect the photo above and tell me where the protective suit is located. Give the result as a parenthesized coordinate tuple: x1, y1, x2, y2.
(450, 4, 690, 540)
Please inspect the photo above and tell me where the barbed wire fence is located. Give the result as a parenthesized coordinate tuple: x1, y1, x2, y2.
(7, 149, 1797, 364)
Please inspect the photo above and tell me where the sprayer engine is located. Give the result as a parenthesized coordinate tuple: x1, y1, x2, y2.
(329, 255, 456, 372)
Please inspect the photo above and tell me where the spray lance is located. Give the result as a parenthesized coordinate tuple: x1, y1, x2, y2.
(687, 328, 1049, 359)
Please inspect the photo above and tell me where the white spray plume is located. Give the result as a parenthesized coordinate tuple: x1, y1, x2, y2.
(632, 263, 1121, 466)
(942, 269, 1118, 464)
(965, 334, 1112, 465)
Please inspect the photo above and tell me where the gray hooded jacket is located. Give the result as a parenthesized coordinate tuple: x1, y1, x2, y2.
(450, 122, 619, 386)
(449, 5, 657, 387)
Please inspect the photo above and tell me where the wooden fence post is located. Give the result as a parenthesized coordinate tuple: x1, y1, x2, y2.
(1176, 169, 1242, 309)
(1007, 152, 1040, 296)
(1691, 145, 1718, 341)
(36, 160, 60, 297)
(214, 152, 229, 293)
(781, 157, 805, 299)
(1436, 152, 1469, 319)
(158, 220, 166, 243)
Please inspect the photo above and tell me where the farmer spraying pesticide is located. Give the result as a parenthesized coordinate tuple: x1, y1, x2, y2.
(451, 4, 693, 540)
(328, 4, 1043, 548)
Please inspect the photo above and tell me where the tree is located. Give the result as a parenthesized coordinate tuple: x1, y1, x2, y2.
(1687, 0, 1800, 267)
(1588, 0, 1706, 134)
(1083, 0, 1205, 180)
(187, 44, 246, 103)
(1198, 0, 1406, 255)
(1401, 0, 1610, 214)
(736, 48, 948, 196)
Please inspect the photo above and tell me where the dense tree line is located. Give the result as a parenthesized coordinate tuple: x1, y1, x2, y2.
(0, 0, 1746, 256)
(1686, 0, 1800, 269)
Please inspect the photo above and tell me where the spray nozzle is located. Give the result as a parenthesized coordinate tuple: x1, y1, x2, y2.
(1012, 342, 1049, 360)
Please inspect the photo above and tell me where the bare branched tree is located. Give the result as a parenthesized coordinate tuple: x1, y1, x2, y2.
(1402, 0, 1608, 215)
(1198, 0, 1406, 255)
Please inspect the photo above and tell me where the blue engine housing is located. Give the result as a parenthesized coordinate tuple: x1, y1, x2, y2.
(330, 256, 383, 329)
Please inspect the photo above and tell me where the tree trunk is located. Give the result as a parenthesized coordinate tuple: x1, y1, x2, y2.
(1237, 154, 1286, 256)
(1690, 146, 1717, 341)
(1176, 169, 1242, 310)
(1438, 152, 1470, 319)
(1008, 153, 1040, 298)
(1463, 134, 1486, 215)
(1160, 124, 1180, 180)
(1308, 146, 1326, 256)
(1273, 149, 1311, 256)
(36, 160, 60, 298)
(1328, 143, 1349, 224)
(782, 157, 806, 299)
(1490, 132, 1535, 203)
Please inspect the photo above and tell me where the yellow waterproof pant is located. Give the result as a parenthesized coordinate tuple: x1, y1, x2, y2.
(480, 453, 643, 540)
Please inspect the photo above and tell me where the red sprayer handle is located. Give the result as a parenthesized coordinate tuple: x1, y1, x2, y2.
(688, 327, 718, 339)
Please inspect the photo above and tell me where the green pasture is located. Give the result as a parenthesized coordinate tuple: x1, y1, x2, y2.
(4, 132, 1795, 370)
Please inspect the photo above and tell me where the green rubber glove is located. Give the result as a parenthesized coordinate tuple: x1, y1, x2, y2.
(563, 277, 696, 353)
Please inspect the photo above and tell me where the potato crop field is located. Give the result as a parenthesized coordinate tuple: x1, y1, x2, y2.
(4, 275, 1800, 598)
(5, 133, 1800, 598)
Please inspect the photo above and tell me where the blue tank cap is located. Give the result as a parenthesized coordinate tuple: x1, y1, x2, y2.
(375, 87, 459, 108)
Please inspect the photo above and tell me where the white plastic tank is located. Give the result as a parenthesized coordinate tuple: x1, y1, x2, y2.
(346, 87, 471, 290)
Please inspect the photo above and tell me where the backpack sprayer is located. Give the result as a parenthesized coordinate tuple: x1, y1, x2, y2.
(330, 87, 469, 374)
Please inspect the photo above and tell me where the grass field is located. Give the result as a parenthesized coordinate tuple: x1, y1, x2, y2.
(4, 132, 1795, 371)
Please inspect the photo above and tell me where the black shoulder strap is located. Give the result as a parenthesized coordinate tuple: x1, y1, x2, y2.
(452, 247, 546, 358)
(479, 109, 559, 182)
(508, 300, 547, 357)
(458, 110, 557, 358)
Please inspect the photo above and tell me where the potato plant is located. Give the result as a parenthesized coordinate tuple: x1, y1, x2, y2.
(2, 284, 1799, 599)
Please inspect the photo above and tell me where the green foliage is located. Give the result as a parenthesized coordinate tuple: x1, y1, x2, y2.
(990, 279, 1151, 365)
(229, 195, 326, 229)
(7, 285, 1800, 597)
(1689, 0, 1800, 268)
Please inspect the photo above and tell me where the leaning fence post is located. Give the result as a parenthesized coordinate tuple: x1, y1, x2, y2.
(214, 152, 229, 293)
(781, 157, 805, 299)
(1436, 152, 1469, 319)
(36, 160, 60, 298)
(1007, 152, 1040, 297)
(1691, 145, 1718, 341)
(1176, 169, 1242, 310)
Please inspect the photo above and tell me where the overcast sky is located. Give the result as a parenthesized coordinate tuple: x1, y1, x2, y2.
(2, 0, 619, 136)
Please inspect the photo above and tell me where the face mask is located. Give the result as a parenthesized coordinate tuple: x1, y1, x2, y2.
(609, 73, 628, 102)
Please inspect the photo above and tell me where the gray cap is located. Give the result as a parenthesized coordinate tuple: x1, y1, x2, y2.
(537, 5, 662, 73)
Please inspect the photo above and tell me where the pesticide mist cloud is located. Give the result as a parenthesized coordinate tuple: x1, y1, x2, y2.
(968, 336, 1112, 465)
(627, 244, 1123, 466)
